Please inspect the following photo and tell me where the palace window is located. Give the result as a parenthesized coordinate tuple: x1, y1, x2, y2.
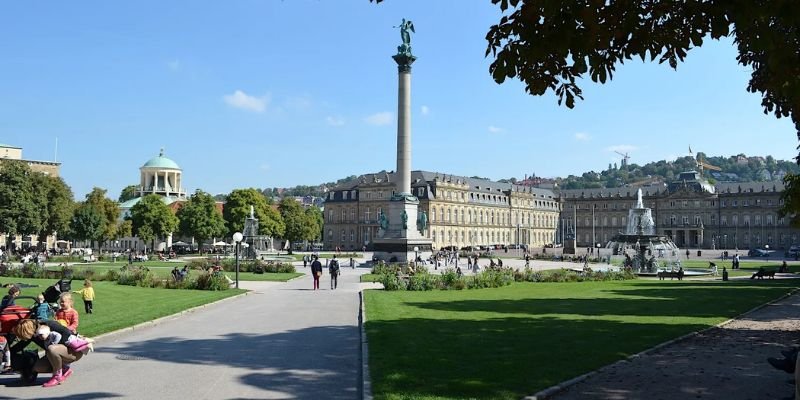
(350, 230, 355, 242)
(365, 208, 370, 223)
(341, 230, 346, 241)
(721, 216, 727, 226)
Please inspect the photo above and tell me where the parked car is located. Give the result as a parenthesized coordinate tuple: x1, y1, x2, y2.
(748, 249, 772, 257)
(785, 245, 800, 258)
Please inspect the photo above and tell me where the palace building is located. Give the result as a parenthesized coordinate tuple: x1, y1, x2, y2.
(323, 170, 800, 253)
(323, 170, 561, 251)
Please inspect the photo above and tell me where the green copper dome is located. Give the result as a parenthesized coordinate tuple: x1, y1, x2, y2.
(141, 149, 181, 170)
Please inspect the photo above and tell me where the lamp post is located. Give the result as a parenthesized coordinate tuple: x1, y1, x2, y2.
(233, 232, 243, 289)
(765, 244, 770, 262)
(413, 246, 419, 268)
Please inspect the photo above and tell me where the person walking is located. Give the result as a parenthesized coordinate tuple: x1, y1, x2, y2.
(73, 280, 95, 314)
(329, 256, 340, 290)
(310, 256, 323, 290)
(303, 255, 308, 269)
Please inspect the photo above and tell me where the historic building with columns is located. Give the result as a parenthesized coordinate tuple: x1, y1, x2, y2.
(323, 170, 561, 251)
(115, 150, 188, 252)
(324, 169, 800, 253)
(559, 171, 799, 252)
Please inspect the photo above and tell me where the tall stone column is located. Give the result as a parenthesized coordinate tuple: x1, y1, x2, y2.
(372, 20, 432, 263)
(394, 55, 414, 196)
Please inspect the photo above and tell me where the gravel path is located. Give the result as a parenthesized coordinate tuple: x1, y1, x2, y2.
(549, 290, 800, 400)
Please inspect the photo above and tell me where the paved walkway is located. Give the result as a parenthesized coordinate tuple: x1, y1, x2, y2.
(0, 264, 372, 400)
(550, 291, 800, 400)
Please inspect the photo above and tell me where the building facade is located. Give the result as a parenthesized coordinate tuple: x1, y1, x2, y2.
(559, 171, 798, 251)
(324, 170, 800, 253)
(323, 171, 561, 251)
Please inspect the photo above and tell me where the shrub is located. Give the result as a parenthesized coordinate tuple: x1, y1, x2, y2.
(192, 272, 230, 291)
(372, 263, 401, 275)
(117, 266, 155, 287)
(440, 268, 460, 289)
(407, 273, 439, 291)
(378, 273, 407, 291)
(187, 259, 212, 271)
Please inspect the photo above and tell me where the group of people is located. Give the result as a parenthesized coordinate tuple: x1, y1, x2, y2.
(170, 265, 190, 282)
(309, 255, 341, 290)
(1, 279, 95, 387)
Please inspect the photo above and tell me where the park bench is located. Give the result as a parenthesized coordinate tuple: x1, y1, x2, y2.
(657, 270, 684, 281)
(751, 269, 776, 280)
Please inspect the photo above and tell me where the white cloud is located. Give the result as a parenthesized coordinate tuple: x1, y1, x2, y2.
(574, 132, 590, 141)
(364, 112, 393, 126)
(420, 105, 430, 115)
(606, 144, 637, 153)
(167, 59, 180, 71)
(223, 90, 269, 113)
(326, 116, 345, 126)
(488, 125, 504, 134)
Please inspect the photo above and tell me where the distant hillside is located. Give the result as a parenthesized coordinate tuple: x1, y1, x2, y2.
(546, 153, 800, 190)
(261, 153, 800, 197)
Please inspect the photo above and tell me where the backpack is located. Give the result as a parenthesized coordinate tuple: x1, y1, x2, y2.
(329, 259, 339, 274)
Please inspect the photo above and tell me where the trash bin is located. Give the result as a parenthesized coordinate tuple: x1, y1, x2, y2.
(697, 250, 702, 257)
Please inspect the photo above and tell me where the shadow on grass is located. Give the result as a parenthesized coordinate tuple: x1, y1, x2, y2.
(404, 280, 800, 320)
(366, 316, 710, 400)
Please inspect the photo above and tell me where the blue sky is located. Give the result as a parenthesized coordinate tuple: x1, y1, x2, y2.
(1, 1, 797, 200)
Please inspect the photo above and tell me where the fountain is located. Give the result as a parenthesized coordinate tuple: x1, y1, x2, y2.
(242, 206, 287, 261)
(605, 189, 708, 276)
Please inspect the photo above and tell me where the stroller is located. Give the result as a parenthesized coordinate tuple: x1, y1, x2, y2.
(1, 294, 38, 381)
(42, 278, 72, 305)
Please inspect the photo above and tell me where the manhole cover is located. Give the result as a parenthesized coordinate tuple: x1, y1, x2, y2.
(115, 354, 147, 361)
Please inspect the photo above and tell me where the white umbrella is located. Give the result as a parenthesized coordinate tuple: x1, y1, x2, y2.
(172, 241, 190, 246)
(240, 242, 250, 248)
(213, 241, 227, 246)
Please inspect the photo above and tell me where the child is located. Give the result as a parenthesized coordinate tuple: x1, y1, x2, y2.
(35, 324, 92, 354)
(0, 335, 10, 373)
(55, 292, 79, 334)
(33, 294, 54, 320)
(0, 285, 20, 308)
(73, 279, 95, 314)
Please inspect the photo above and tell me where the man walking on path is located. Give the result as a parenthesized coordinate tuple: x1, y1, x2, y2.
(310, 256, 323, 290)
(329, 256, 340, 290)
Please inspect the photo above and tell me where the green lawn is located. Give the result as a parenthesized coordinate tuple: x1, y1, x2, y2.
(365, 279, 800, 400)
(1, 278, 244, 338)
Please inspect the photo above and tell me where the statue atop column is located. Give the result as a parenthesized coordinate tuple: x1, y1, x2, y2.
(393, 19, 417, 72)
(395, 18, 415, 56)
(249, 205, 255, 219)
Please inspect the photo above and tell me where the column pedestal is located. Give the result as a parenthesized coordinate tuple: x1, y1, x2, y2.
(372, 196, 432, 263)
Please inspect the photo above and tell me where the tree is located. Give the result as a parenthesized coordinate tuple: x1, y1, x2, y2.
(278, 198, 316, 253)
(129, 194, 179, 252)
(0, 160, 42, 248)
(176, 190, 227, 251)
(69, 204, 104, 246)
(30, 173, 74, 242)
(118, 185, 138, 203)
(305, 206, 324, 243)
(83, 188, 121, 248)
(223, 188, 285, 238)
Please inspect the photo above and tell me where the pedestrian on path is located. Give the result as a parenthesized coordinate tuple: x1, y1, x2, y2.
(310, 256, 322, 290)
(329, 256, 340, 290)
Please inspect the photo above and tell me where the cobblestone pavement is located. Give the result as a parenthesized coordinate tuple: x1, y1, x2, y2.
(550, 291, 800, 400)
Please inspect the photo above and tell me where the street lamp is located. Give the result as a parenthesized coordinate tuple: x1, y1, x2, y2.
(413, 246, 419, 268)
(233, 232, 243, 289)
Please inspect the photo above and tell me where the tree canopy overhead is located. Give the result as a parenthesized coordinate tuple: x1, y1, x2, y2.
(371, 1, 799, 143)
(483, 1, 799, 139)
